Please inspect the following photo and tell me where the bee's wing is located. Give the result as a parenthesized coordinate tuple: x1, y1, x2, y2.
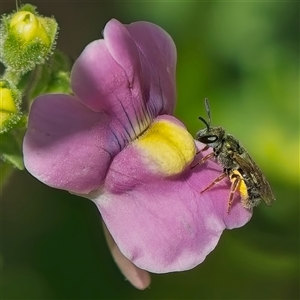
(233, 152, 275, 206)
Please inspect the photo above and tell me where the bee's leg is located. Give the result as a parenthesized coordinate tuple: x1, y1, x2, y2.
(201, 173, 227, 193)
(191, 152, 215, 169)
(227, 174, 241, 213)
(196, 144, 210, 155)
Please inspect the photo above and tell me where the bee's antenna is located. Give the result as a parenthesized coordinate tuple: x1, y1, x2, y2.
(204, 98, 211, 125)
(198, 98, 211, 131)
(198, 116, 210, 131)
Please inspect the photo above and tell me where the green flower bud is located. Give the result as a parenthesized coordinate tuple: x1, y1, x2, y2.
(0, 4, 58, 75)
(9, 11, 50, 46)
(0, 80, 22, 133)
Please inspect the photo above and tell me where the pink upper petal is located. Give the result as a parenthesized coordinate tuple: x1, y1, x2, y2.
(109, 19, 177, 114)
(71, 19, 177, 139)
(92, 142, 252, 273)
(23, 94, 122, 193)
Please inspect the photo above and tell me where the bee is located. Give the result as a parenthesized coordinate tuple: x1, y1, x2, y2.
(194, 98, 275, 212)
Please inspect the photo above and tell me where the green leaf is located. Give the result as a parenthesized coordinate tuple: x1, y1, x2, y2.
(0, 130, 24, 170)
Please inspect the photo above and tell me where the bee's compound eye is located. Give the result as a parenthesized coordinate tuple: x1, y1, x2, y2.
(200, 135, 218, 144)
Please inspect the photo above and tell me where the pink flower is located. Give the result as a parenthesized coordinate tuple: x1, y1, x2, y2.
(23, 19, 252, 289)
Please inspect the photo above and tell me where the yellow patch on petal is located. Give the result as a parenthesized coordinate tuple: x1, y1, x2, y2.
(135, 118, 196, 176)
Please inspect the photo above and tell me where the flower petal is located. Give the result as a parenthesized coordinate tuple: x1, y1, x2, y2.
(23, 94, 122, 193)
(71, 19, 177, 139)
(108, 19, 177, 115)
(92, 141, 252, 273)
(103, 223, 151, 290)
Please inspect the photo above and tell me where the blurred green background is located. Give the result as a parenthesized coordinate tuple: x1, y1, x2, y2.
(1, 1, 299, 299)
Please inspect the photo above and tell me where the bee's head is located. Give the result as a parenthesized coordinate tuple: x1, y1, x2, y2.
(196, 125, 225, 148)
(195, 98, 225, 148)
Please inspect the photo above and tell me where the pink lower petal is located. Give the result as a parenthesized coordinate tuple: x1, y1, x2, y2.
(23, 94, 121, 193)
(92, 142, 252, 273)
